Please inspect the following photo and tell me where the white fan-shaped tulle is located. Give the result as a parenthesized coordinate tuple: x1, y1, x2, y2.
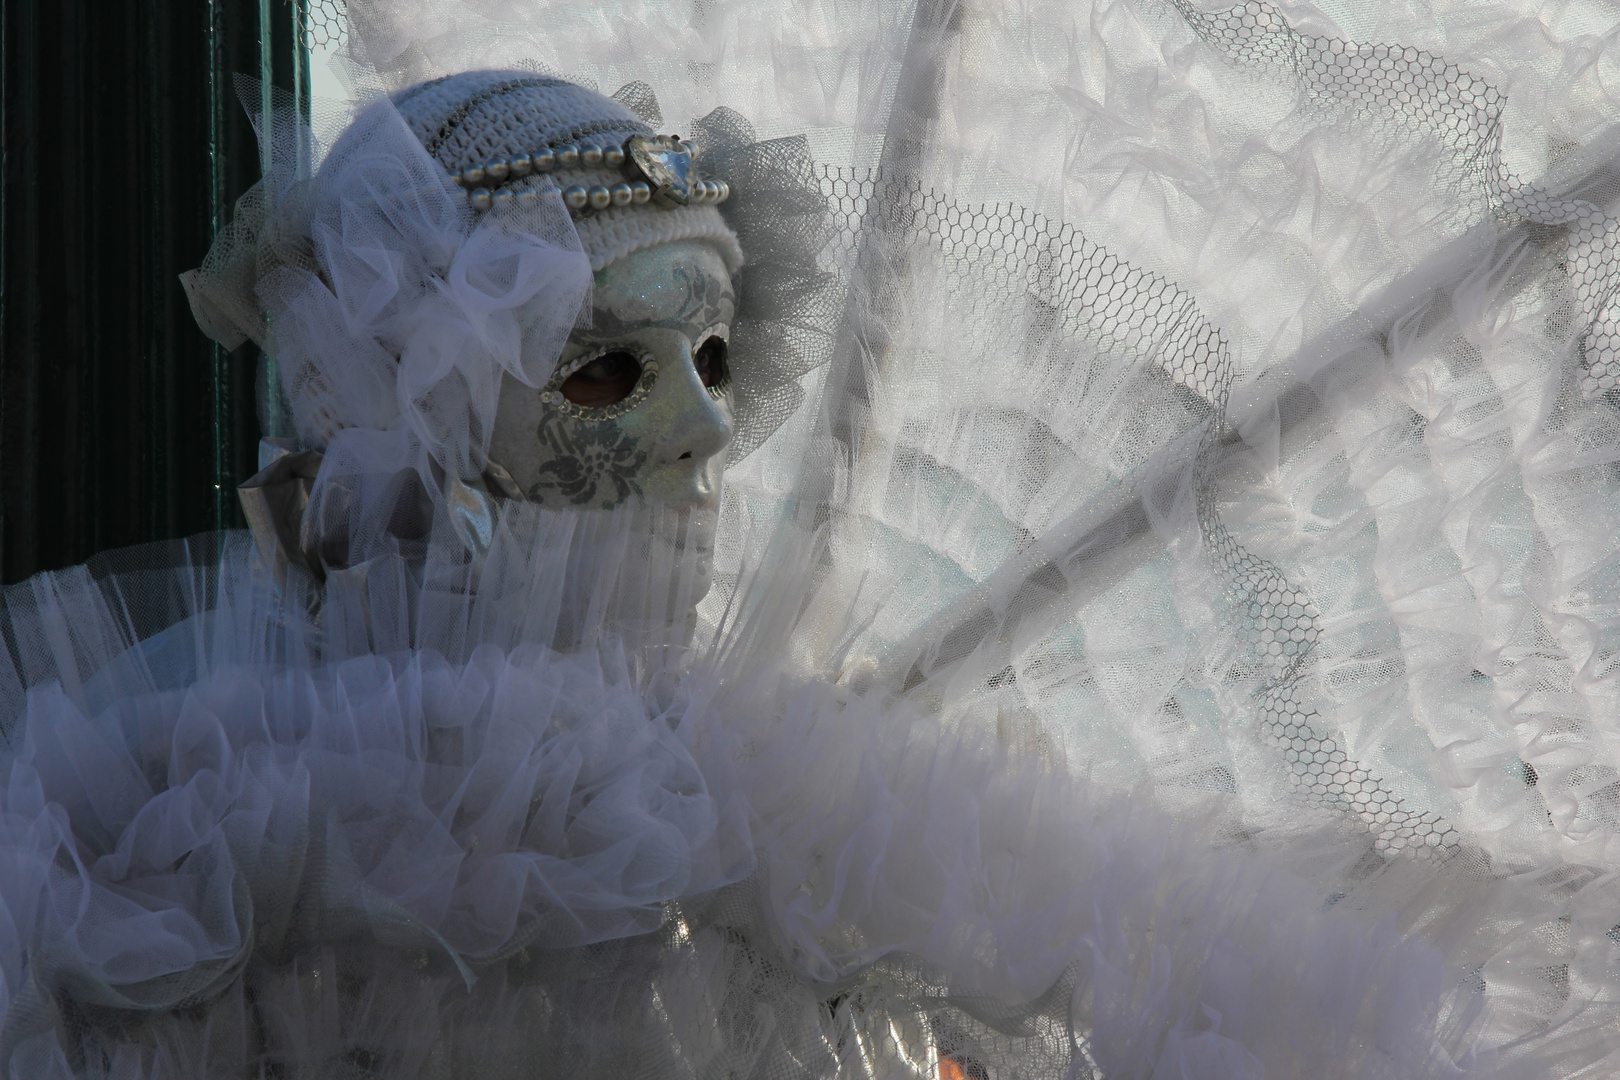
(10, 0, 1620, 1076)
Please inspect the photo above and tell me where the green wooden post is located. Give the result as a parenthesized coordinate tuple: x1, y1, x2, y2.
(0, 0, 294, 582)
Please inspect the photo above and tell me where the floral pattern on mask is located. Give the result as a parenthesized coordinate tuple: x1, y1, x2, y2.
(526, 411, 650, 508)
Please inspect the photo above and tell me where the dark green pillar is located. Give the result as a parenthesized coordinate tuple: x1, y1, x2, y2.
(0, 0, 307, 583)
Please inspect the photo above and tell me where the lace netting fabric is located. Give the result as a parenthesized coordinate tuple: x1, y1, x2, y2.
(5, 0, 1620, 1077)
(1171, 0, 1620, 396)
(305, 0, 349, 50)
(1163, 0, 1620, 885)
(784, 164, 1460, 860)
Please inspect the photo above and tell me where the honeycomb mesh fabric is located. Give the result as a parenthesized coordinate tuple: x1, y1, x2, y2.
(695, 108, 842, 463)
(700, 1, 1620, 1068)
(1171, 0, 1620, 397)
(0, 155, 1531, 1080)
(742, 162, 1458, 861)
(7, 0, 1620, 1077)
(1140, 0, 1620, 864)
(306, 0, 349, 50)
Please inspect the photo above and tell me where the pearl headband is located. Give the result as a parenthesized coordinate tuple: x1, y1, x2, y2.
(454, 133, 732, 215)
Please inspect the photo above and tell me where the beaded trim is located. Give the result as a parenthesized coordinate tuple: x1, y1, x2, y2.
(453, 133, 731, 216)
(538, 351, 660, 421)
(699, 322, 732, 400)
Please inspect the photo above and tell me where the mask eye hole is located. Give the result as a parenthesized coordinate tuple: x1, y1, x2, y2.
(695, 335, 729, 391)
(559, 350, 643, 406)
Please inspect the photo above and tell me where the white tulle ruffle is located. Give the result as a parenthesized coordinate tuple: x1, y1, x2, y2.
(0, 518, 1520, 1078)
(11, 0, 1620, 1075)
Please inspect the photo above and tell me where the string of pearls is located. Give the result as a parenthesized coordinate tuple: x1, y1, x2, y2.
(452, 137, 731, 214)
(561, 177, 730, 212)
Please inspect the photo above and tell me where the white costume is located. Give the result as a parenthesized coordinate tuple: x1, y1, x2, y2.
(2, 1, 1619, 1077)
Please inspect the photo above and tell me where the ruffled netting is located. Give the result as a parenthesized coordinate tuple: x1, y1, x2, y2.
(12, 0, 1620, 1075)
(0, 509, 1537, 1079)
(12, 213, 1620, 1075)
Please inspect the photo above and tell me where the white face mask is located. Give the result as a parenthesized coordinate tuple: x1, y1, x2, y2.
(489, 239, 736, 510)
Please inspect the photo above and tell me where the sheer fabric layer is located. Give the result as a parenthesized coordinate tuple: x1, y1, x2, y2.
(19, 0, 1620, 1075)
(0, 513, 1510, 1080)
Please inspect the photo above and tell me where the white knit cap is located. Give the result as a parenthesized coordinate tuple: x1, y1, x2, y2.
(393, 71, 744, 274)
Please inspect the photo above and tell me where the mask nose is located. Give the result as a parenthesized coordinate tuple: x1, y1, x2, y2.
(657, 341, 733, 464)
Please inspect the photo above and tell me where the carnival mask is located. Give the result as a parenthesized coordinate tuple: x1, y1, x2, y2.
(489, 240, 736, 509)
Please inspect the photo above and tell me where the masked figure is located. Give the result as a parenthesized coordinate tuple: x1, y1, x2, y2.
(3, 4, 1620, 1078)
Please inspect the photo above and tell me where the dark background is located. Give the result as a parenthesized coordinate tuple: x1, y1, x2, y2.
(0, 0, 308, 584)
